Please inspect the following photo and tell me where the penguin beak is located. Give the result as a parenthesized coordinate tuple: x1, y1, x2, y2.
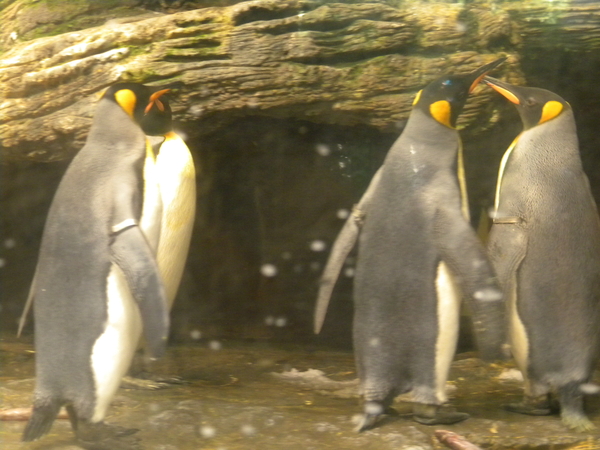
(483, 76, 520, 104)
(144, 89, 171, 114)
(468, 57, 507, 93)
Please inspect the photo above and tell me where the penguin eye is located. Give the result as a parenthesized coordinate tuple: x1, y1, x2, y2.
(524, 97, 538, 107)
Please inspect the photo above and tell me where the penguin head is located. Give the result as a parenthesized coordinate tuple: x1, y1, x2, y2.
(412, 57, 506, 128)
(103, 83, 173, 136)
(484, 76, 570, 130)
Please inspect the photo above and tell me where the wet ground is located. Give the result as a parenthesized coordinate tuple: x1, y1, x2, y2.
(1, 336, 600, 450)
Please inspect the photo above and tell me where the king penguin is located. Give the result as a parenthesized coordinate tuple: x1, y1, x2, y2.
(154, 129, 196, 310)
(22, 83, 173, 443)
(137, 86, 196, 308)
(485, 76, 600, 432)
(351, 58, 507, 432)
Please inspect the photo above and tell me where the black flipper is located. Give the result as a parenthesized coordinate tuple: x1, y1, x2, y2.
(109, 224, 169, 359)
(433, 206, 507, 361)
(22, 397, 62, 442)
(314, 167, 383, 334)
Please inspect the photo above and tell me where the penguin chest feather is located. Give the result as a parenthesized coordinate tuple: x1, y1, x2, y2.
(91, 265, 142, 422)
(433, 262, 461, 403)
(155, 132, 196, 307)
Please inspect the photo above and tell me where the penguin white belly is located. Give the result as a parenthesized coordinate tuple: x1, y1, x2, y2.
(155, 132, 196, 307)
(90, 265, 142, 422)
(507, 276, 529, 381)
(434, 261, 461, 402)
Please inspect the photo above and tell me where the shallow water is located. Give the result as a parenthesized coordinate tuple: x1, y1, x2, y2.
(1, 336, 599, 450)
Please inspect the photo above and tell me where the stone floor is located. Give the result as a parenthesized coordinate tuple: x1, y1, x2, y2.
(1, 336, 599, 450)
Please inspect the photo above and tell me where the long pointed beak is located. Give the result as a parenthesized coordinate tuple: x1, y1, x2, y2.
(468, 57, 507, 93)
(483, 76, 520, 104)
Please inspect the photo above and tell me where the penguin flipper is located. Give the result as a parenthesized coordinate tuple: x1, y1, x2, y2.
(487, 223, 528, 294)
(314, 166, 383, 334)
(433, 206, 506, 361)
(17, 270, 37, 337)
(110, 225, 169, 359)
(314, 211, 361, 334)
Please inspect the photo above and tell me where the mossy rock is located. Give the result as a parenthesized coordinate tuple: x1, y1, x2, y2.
(0, 0, 148, 51)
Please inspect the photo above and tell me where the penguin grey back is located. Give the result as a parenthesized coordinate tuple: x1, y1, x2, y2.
(351, 58, 507, 432)
(485, 76, 600, 432)
(22, 83, 172, 442)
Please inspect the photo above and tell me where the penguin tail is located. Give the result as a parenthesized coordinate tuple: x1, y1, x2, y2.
(22, 398, 62, 442)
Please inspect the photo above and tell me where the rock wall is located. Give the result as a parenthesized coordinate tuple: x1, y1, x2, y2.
(3, 0, 600, 345)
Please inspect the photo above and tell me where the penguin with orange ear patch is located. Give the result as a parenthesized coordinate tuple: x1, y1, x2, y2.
(153, 126, 196, 312)
(485, 76, 600, 432)
(22, 83, 174, 444)
(352, 58, 507, 431)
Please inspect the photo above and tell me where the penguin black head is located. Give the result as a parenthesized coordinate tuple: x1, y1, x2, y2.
(483, 76, 569, 130)
(103, 83, 173, 136)
(412, 57, 507, 128)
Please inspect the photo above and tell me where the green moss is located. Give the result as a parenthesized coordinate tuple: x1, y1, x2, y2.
(124, 45, 151, 59)
(120, 70, 156, 83)
(118, 62, 163, 83)
(16, 0, 149, 41)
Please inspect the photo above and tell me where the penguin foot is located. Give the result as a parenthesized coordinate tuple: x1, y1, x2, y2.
(354, 402, 397, 432)
(504, 394, 558, 416)
(136, 371, 187, 385)
(121, 375, 180, 390)
(354, 412, 379, 433)
(121, 376, 169, 390)
(561, 413, 596, 433)
(412, 403, 469, 425)
(504, 402, 554, 416)
(559, 382, 595, 432)
(76, 422, 141, 450)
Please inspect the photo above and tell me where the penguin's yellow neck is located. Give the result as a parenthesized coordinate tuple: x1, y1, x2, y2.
(163, 131, 178, 142)
(457, 140, 469, 221)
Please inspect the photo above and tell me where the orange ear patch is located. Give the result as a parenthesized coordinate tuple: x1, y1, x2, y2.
(539, 100, 563, 124)
(429, 100, 452, 128)
(114, 89, 136, 118)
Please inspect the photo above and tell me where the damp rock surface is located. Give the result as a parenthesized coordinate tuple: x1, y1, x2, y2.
(0, 0, 519, 162)
(1, 337, 599, 450)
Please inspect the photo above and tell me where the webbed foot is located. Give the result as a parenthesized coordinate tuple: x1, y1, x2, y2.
(76, 421, 140, 450)
(135, 371, 186, 385)
(354, 402, 397, 432)
(562, 413, 596, 433)
(504, 393, 557, 416)
(121, 375, 171, 390)
(412, 403, 469, 425)
(559, 381, 596, 432)
(504, 402, 554, 416)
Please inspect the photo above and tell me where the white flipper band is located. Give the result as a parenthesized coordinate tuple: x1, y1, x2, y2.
(111, 218, 138, 234)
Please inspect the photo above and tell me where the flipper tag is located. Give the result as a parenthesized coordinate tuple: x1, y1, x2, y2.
(492, 216, 522, 225)
(351, 205, 366, 226)
(111, 218, 138, 234)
